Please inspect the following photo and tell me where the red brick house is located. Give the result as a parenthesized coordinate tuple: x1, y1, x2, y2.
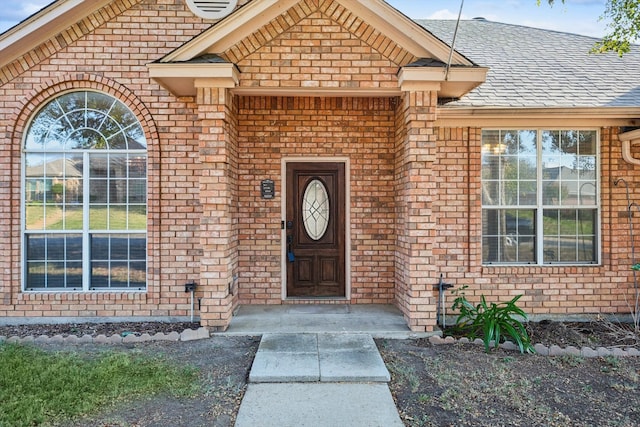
(1, 0, 639, 332)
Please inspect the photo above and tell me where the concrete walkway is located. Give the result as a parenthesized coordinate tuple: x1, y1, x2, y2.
(235, 333, 404, 427)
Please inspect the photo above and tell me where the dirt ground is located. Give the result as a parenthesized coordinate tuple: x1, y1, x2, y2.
(2, 320, 639, 427)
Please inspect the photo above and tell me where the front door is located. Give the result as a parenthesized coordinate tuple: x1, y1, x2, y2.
(286, 162, 345, 297)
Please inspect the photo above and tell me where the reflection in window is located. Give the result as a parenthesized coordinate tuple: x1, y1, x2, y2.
(23, 91, 147, 290)
(482, 129, 598, 265)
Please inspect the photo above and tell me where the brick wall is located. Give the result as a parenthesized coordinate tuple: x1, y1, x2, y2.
(235, 96, 396, 305)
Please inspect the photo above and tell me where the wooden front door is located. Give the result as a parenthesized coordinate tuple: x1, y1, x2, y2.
(286, 162, 345, 297)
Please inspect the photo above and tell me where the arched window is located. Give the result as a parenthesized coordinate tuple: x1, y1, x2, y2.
(23, 91, 147, 290)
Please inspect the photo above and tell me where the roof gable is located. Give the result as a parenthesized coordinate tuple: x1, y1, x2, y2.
(149, 0, 487, 98)
(160, 0, 473, 66)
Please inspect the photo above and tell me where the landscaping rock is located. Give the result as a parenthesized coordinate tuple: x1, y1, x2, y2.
(49, 334, 65, 344)
(123, 334, 142, 343)
(565, 346, 581, 356)
(626, 347, 640, 356)
(534, 343, 549, 355)
(612, 347, 627, 357)
(549, 345, 563, 356)
(500, 341, 518, 351)
(581, 347, 598, 358)
(65, 335, 80, 344)
(107, 334, 123, 344)
(429, 335, 445, 345)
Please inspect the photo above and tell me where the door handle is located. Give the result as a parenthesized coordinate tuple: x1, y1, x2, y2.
(287, 235, 295, 263)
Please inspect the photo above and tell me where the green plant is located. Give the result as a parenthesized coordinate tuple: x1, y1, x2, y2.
(451, 286, 535, 354)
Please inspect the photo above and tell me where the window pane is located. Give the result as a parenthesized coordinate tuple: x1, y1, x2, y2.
(128, 205, 147, 229)
(91, 262, 110, 288)
(128, 156, 147, 178)
(90, 154, 109, 178)
(90, 204, 108, 229)
(27, 234, 46, 260)
(47, 262, 66, 288)
(25, 203, 44, 230)
(108, 131, 127, 149)
(126, 124, 147, 149)
(110, 234, 129, 260)
(130, 235, 146, 260)
(25, 234, 82, 289)
(26, 262, 46, 289)
(91, 235, 109, 260)
(66, 235, 83, 260)
(111, 179, 127, 203)
(482, 209, 535, 263)
(46, 235, 65, 260)
(519, 181, 536, 205)
(130, 262, 147, 288)
(128, 179, 146, 203)
(542, 181, 559, 205)
(66, 262, 83, 288)
(579, 131, 597, 155)
(109, 262, 130, 288)
(543, 209, 596, 263)
(64, 205, 83, 230)
(482, 180, 499, 206)
(109, 206, 128, 230)
(110, 155, 128, 179)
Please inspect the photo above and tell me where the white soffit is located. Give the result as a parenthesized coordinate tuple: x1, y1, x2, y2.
(185, 0, 238, 19)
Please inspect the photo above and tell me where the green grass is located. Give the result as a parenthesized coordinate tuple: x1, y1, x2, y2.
(0, 343, 199, 426)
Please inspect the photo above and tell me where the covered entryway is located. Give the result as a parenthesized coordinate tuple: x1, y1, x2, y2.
(285, 162, 346, 298)
(147, 0, 487, 332)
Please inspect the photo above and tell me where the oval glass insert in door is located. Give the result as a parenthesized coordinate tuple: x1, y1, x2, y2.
(302, 179, 330, 240)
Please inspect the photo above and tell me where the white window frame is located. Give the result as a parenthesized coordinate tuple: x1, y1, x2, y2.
(481, 128, 601, 266)
(21, 90, 148, 292)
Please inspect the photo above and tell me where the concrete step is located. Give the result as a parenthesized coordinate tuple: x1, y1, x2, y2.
(248, 333, 391, 383)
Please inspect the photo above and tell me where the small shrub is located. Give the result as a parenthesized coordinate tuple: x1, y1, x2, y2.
(451, 286, 535, 354)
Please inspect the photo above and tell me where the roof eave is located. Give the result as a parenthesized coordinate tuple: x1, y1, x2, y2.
(147, 63, 240, 97)
(436, 106, 640, 127)
(398, 66, 489, 99)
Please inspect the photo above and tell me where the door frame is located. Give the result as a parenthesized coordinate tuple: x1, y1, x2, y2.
(281, 157, 351, 300)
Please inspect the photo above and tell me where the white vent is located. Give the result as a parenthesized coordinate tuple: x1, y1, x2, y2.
(185, 0, 238, 19)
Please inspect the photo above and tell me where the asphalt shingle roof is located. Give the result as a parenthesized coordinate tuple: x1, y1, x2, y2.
(416, 19, 640, 108)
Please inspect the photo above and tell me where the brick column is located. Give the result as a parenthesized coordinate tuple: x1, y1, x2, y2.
(196, 86, 238, 331)
(395, 91, 439, 332)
